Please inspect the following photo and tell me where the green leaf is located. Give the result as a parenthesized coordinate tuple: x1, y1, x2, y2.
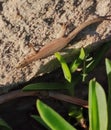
(37, 100, 77, 130)
(89, 79, 99, 130)
(55, 52, 71, 83)
(70, 48, 85, 73)
(22, 82, 68, 91)
(89, 79, 108, 130)
(0, 118, 12, 130)
(79, 48, 85, 60)
(105, 58, 111, 130)
(95, 82, 108, 130)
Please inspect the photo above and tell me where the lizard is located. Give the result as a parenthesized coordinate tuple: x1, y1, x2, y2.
(16, 16, 110, 68)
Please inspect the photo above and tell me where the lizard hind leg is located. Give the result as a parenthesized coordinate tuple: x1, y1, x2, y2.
(56, 22, 68, 38)
(28, 43, 39, 54)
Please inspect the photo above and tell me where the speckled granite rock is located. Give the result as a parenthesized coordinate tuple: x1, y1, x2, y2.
(0, 0, 111, 93)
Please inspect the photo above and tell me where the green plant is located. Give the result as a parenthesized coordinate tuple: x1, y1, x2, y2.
(35, 99, 77, 130)
(23, 48, 87, 95)
(23, 42, 111, 94)
(88, 58, 111, 130)
(88, 79, 108, 130)
(23, 42, 111, 129)
(34, 65, 110, 130)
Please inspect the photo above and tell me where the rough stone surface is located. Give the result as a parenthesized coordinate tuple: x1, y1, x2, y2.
(0, 0, 111, 93)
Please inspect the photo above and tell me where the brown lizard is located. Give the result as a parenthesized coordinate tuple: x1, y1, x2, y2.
(17, 16, 110, 68)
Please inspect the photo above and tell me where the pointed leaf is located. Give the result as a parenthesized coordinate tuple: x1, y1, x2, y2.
(37, 100, 76, 130)
(55, 52, 71, 82)
(70, 48, 85, 73)
(23, 82, 68, 91)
